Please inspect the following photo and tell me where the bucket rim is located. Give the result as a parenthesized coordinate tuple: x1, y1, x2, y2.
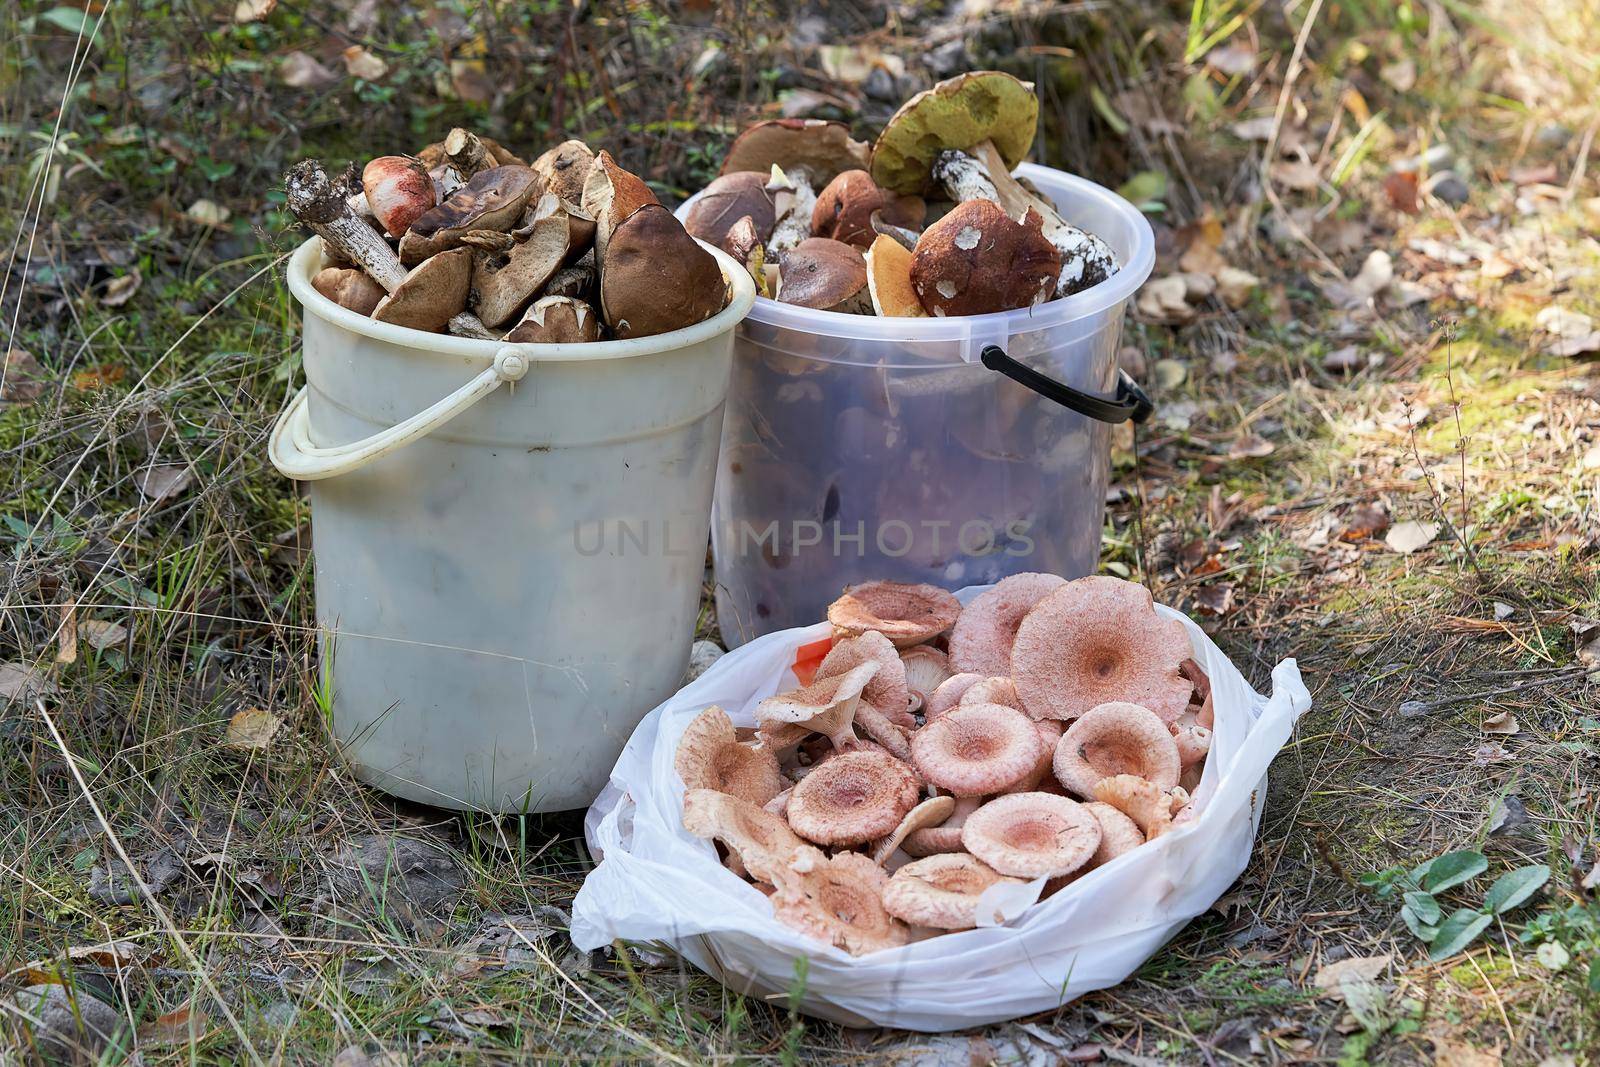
(286, 234, 757, 363)
(677, 164, 1156, 342)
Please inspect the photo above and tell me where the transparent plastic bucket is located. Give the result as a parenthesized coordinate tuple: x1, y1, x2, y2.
(678, 166, 1155, 646)
(270, 238, 756, 812)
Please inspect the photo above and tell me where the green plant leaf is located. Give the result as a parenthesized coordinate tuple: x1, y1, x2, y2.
(1429, 909, 1493, 960)
(1403, 891, 1441, 924)
(1481, 864, 1550, 915)
(1400, 905, 1439, 942)
(1342, 976, 1388, 1033)
(1589, 959, 1600, 994)
(1417, 850, 1488, 894)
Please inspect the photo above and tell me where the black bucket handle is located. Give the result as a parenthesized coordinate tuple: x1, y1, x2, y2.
(980, 344, 1154, 425)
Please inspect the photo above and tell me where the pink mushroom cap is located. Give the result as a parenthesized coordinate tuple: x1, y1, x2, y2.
(1052, 701, 1182, 799)
(960, 792, 1103, 879)
(910, 702, 1042, 797)
(948, 572, 1067, 676)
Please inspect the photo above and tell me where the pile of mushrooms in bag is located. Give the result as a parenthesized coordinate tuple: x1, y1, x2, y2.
(676, 575, 1213, 956)
(284, 131, 726, 342)
(683, 70, 1119, 316)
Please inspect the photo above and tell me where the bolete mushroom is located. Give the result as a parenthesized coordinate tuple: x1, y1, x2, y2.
(285, 159, 494, 337)
(786, 747, 920, 846)
(683, 170, 778, 253)
(948, 572, 1068, 677)
(674, 705, 785, 806)
(719, 119, 870, 257)
(776, 237, 870, 313)
(580, 150, 660, 261)
(503, 295, 602, 344)
(598, 204, 726, 338)
(882, 853, 1023, 930)
(362, 155, 436, 237)
(909, 200, 1060, 316)
(311, 266, 385, 315)
(863, 234, 925, 317)
(1052, 701, 1182, 799)
(811, 169, 924, 248)
(754, 659, 879, 753)
(1010, 577, 1194, 722)
(399, 164, 543, 264)
(912, 702, 1043, 797)
(870, 70, 1118, 297)
(372, 246, 474, 332)
(827, 580, 961, 648)
(467, 194, 576, 328)
(960, 791, 1102, 879)
(531, 139, 596, 204)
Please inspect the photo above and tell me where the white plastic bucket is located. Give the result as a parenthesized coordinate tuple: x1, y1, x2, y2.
(270, 237, 756, 813)
(679, 167, 1155, 646)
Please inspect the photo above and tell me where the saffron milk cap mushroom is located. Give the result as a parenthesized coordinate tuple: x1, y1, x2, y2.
(909, 200, 1060, 316)
(598, 204, 726, 338)
(1011, 577, 1194, 722)
(923, 672, 983, 720)
(1053, 701, 1182, 798)
(864, 234, 925, 317)
(948, 572, 1068, 676)
(755, 659, 879, 752)
(815, 631, 913, 727)
(870, 795, 957, 865)
(899, 645, 952, 713)
(399, 165, 542, 263)
(911, 702, 1042, 796)
(957, 676, 1023, 711)
(902, 795, 980, 856)
(362, 155, 435, 237)
(882, 853, 1023, 930)
(960, 791, 1102, 879)
(769, 850, 908, 955)
(1091, 773, 1181, 840)
(681, 788, 823, 892)
(674, 705, 785, 806)
(1084, 800, 1145, 864)
(786, 747, 921, 846)
(827, 580, 961, 648)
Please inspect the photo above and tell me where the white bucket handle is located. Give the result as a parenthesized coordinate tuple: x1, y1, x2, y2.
(268, 347, 530, 481)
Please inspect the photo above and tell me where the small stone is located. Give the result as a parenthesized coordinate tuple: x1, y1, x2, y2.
(1152, 358, 1187, 389)
(686, 640, 726, 682)
(1427, 171, 1469, 206)
(3, 985, 124, 1061)
(862, 66, 897, 103)
(1323, 345, 1363, 374)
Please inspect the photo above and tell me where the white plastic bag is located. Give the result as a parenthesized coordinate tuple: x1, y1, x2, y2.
(572, 587, 1311, 1031)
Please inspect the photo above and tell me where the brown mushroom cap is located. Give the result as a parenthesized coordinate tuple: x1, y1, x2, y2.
(598, 204, 727, 339)
(684, 171, 778, 253)
(312, 266, 385, 315)
(755, 659, 879, 752)
(471, 195, 574, 327)
(948, 572, 1068, 677)
(815, 631, 913, 727)
(682, 788, 823, 892)
(1091, 774, 1181, 840)
(1052, 701, 1182, 799)
(870, 70, 1040, 196)
(719, 119, 870, 185)
(960, 792, 1101, 879)
(864, 234, 926, 318)
(786, 747, 921, 846)
(372, 247, 473, 332)
(776, 237, 869, 313)
(400, 165, 542, 263)
(910, 200, 1060, 316)
(1011, 577, 1195, 722)
(503, 295, 602, 344)
(911, 702, 1042, 797)
(899, 645, 952, 714)
(924, 672, 984, 720)
(580, 150, 660, 260)
(363, 155, 435, 237)
(870, 795, 957, 864)
(530, 139, 596, 204)
(811, 170, 924, 249)
(827, 580, 961, 649)
(882, 853, 1023, 930)
(674, 705, 785, 806)
(769, 850, 908, 955)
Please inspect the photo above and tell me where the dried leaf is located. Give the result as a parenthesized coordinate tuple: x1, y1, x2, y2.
(280, 51, 340, 89)
(1319, 251, 1394, 309)
(1230, 115, 1278, 141)
(1227, 433, 1275, 460)
(2, 349, 48, 404)
(99, 268, 141, 307)
(55, 600, 77, 665)
(72, 363, 125, 390)
(80, 619, 129, 652)
(1215, 266, 1259, 308)
(133, 464, 193, 503)
(225, 707, 283, 751)
(233, 0, 275, 22)
(1271, 159, 1321, 191)
(1312, 953, 1391, 997)
(1136, 275, 1195, 323)
(1194, 583, 1235, 617)
(1323, 345, 1365, 374)
(1431, 1037, 1502, 1067)
(1482, 712, 1520, 735)
(1385, 520, 1439, 554)
(1338, 504, 1389, 541)
(1206, 41, 1256, 76)
(0, 663, 58, 703)
(1379, 58, 1417, 92)
(1383, 172, 1420, 215)
(1572, 617, 1600, 669)
(342, 45, 388, 81)
(140, 1003, 211, 1046)
(184, 199, 230, 227)
(1471, 742, 1509, 765)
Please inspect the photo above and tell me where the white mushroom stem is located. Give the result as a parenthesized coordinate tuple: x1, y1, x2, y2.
(443, 128, 493, 177)
(931, 142, 1118, 297)
(765, 165, 817, 258)
(285, 160, 494, 339)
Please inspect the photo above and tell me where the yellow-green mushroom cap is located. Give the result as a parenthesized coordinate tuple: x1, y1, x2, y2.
(870, 71, 1040, 196)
